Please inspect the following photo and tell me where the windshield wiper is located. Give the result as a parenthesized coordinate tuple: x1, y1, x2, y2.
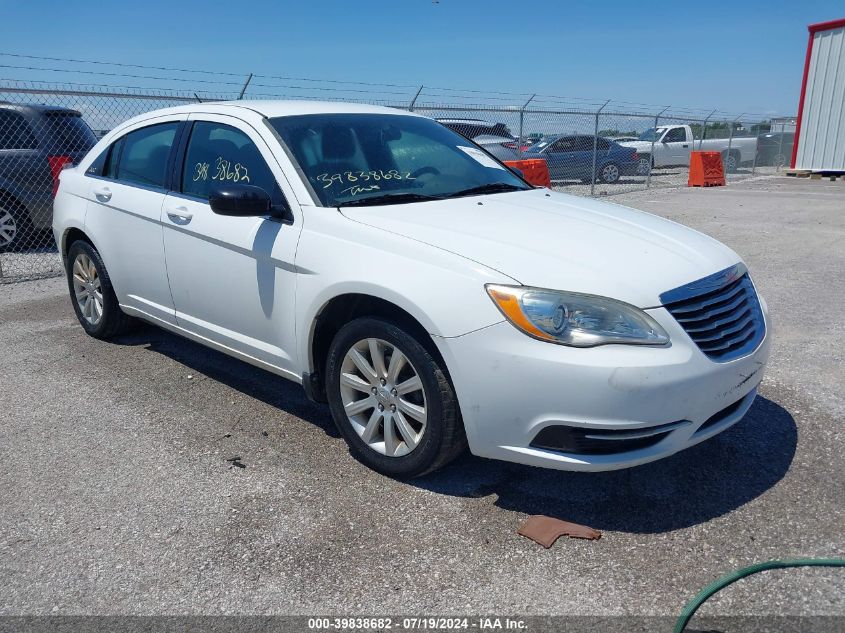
(447, 183, 526, 198)
(336, 192, 444, 208)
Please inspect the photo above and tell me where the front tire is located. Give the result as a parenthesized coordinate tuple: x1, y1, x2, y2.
(326, 317, 465, 477)
(66, 240, 134, 339)
(599, 162, 621, 184)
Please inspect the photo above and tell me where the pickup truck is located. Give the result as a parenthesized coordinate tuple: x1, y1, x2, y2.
(621, 124, 758, 174)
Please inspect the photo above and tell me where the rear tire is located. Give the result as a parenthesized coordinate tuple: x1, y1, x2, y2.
(0, 197, 32, 253)
(636, 155, 652, 176)
(326, 317, 465, 477)
(66, 240, 135, 339)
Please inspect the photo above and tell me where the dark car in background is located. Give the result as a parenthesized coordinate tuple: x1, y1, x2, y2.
(524, 135, 640, 184)
(0, 103, 97, 251)
(436, 118, 515, 141)
(756, 132, 794, 167)
(472, 134, 525, 161)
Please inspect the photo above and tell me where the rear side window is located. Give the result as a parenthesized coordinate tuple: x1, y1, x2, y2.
(596, 138, 610, 151)
(0, 110, 39, 150)
(180, 121, 278, 200)
(86, 138, 124, 179)
(115, 122, 179, 189)
(41, 113, 97, 153)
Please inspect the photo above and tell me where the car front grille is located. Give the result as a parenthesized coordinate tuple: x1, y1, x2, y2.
(661, 264, 765, 362)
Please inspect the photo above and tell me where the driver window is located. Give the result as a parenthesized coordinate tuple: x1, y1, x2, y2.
(550, 138, 576, 152)
(664, 128, 686, 143)
(181, 122, 279, 200)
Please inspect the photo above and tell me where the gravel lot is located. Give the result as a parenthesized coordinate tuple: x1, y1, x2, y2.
(1, 176, 843, 619)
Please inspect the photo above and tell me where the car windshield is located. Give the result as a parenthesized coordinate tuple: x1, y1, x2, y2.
(637, 127, 666, 142)
(269, 113, 529, 207)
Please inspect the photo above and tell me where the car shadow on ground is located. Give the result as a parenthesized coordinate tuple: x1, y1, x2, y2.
(113, 322, 341, 439)
(114, 323, 796, 534)
(414, 395, 796, 533)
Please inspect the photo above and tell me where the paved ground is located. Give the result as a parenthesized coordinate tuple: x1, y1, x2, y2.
(1, 176, 843, 618)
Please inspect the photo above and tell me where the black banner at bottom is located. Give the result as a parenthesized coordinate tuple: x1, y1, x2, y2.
(0, 616, 843, 633)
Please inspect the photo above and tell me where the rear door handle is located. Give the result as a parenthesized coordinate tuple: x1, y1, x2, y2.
(166, 206, 193, 225)
(93, 186, 112, 202)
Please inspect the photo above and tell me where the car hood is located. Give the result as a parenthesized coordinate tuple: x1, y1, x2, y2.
(339, 189, 741, 308)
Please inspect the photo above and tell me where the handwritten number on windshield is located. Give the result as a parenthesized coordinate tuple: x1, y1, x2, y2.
(316, 170, 416, 189)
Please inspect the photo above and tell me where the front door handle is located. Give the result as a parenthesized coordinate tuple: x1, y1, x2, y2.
(93, 186, 112, 202)
(166, 206, 193, 225)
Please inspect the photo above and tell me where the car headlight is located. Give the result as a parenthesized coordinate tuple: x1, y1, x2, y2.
(485, 284, 670, 347)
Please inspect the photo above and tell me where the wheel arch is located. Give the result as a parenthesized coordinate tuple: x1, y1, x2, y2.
(305, 291, 448, 403)
(60, 225, 97, 264)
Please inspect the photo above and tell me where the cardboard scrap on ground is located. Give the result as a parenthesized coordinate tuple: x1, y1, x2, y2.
(518, 515, 601, 548)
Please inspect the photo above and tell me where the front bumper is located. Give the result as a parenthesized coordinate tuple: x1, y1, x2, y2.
(434, 306, 770, 472)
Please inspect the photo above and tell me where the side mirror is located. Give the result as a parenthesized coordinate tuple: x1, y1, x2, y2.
(209, 184, 271, 217)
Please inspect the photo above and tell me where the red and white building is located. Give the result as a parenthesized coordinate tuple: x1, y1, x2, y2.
(792, 18, 845, 171)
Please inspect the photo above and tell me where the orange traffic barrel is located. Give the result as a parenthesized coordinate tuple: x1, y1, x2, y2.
(688, 151, 725, 187)
(504, 159, 552, 188)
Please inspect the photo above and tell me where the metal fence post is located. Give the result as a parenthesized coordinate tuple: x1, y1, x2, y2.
(518, 94, 535, 156)
(725, 113, 741, 175)
(646, 106, 669, 189)
(408, 85, 424, 112)
(751, 119, 761, 175)
(776, 122, 786, 171)
(699, 109, 716, 149)
(590, 100, 610, 196)
(237, 73, 253, 100)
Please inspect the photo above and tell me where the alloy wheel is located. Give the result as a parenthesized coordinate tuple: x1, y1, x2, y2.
(637, 157, 651, 175)
(601, 163, 620, 183)
(339, 337, 427, 457)
(0, 208, 17, 248)
(72, 252, 104, 326)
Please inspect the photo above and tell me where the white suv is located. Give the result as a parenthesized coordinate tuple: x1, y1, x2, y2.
(53, 101, 770, 477)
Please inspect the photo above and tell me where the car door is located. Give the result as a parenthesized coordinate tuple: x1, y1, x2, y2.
(161, 114, 302, 376)
(83, 116, 186, 325)
(542, 137, 582, 180)
(662, 127, 690, 166)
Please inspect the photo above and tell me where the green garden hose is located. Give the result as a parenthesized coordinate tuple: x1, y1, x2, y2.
(674, 558, 845, 633)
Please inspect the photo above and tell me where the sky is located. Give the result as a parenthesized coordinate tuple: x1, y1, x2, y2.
(1, 0, 843, 117)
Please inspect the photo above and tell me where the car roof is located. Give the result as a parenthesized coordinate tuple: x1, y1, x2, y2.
(0, 101, 82, 116)
(137, 100, 423, 120)
(543, 134, 596, 141)
(435, 118, 491, 124)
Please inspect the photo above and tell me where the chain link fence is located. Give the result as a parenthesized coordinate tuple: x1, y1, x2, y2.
(0, 78, 793, 283)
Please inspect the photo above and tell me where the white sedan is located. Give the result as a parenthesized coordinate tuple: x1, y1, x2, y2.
(53, 101, 770, 477)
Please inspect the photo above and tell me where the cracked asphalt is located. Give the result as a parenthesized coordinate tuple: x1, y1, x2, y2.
(0, 176, 843, 618)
